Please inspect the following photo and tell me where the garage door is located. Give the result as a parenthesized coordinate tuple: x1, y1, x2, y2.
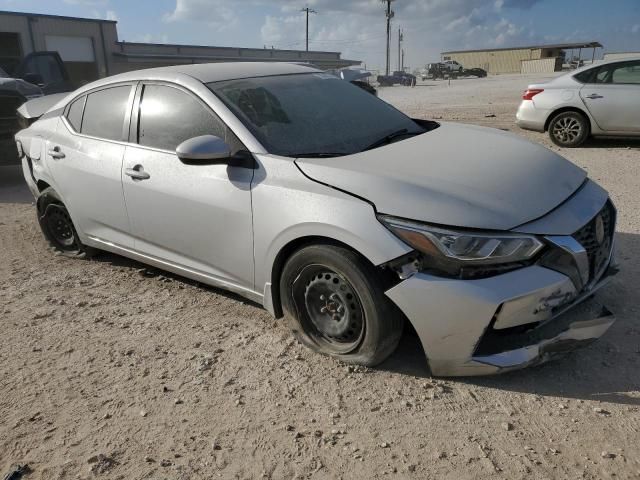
(45, 35, 99, 85)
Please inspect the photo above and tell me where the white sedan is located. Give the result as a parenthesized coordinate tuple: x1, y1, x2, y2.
(517, 58, 640, 147)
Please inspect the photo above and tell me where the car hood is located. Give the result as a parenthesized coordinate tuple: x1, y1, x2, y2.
(295, 122, 587, 231)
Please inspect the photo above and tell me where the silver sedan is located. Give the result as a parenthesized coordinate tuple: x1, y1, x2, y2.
(16, 62, 617, 376)
(517, 58, 640, 147)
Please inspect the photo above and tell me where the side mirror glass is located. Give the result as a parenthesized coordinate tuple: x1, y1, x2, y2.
(176, 135, 231, 164)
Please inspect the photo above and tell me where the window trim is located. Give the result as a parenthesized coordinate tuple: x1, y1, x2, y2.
(607, 60, 640, 85)
(130, 80, 242, 155)
(575, 61, 640, 85)
(64, 94, 87, 133)
(61, 81, 137, 145)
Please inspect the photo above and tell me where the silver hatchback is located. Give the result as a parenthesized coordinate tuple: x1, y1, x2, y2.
(16, 62, 618, 376)
(517, 58, 640, 147)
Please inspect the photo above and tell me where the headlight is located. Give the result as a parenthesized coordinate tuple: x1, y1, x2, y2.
(378, 215, 543, 277)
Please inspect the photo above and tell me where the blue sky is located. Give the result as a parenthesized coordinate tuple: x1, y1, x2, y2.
(1, 0, 639, 70)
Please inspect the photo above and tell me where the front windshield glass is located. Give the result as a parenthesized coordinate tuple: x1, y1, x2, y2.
(207, 73, 425, 157)
(0, 67, 8, 78)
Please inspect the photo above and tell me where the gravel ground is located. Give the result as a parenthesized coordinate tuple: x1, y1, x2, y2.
(1, 73, 639, 480)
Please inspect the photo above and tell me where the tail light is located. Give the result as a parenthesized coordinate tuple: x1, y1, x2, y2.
(522, 89, 544, 100)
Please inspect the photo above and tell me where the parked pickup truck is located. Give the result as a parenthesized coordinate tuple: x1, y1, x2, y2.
(0, 52, 73, 166)
(377, 70, 416, 87)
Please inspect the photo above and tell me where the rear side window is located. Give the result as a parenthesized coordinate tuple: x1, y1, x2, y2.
(138, 84, 225, 152)
(574, 68, 596, 84)
(610, 61, 640, 84)
(66, 96, 85, 132)
(81, 85, 132, 141)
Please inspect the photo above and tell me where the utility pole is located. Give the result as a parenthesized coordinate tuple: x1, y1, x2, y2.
(397, 27, 403, 71)
(301, 7, 317, 52)
(381, 0, 396, 75)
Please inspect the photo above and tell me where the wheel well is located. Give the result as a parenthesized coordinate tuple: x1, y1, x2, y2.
(36, 180, 51, 192)
(544, 107, 591, 133)
(270, 236, 374, 318)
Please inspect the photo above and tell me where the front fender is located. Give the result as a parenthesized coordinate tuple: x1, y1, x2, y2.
(251, 154, 412, 313)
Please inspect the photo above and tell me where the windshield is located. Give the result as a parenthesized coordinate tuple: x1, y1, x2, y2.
(207, 73, 425, 157)
(0, 67, 8, 78)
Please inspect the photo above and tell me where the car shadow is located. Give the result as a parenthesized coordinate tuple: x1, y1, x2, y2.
(90, 251, 265, 309)
(379, 231, 640, 406)
(580, 137, 640, 149)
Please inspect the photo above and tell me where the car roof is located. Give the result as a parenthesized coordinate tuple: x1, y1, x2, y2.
(101, 62, 321, 85)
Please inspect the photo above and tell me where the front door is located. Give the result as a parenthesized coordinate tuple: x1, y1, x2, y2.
(580, 60, 640, 132)
(121, 83, 255, 292)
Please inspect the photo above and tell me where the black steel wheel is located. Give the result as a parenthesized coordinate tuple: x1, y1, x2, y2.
(296, 265, 366, 354)
(280, 244, 404, 366)
(37, 187, 94, 258)
(43, 204, 78, 249)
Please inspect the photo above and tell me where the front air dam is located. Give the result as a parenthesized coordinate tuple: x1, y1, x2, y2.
(385, 265, 616, 376)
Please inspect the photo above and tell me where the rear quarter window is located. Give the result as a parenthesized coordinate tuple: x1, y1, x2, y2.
(65, 96, 85, 132)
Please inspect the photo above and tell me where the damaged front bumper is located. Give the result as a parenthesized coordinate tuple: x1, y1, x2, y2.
(386, 262, 617, 377)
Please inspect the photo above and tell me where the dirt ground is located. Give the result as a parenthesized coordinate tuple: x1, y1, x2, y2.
(1, 74, 639, 480)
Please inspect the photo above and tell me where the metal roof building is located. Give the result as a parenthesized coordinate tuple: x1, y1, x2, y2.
(0, 10, 360, 86)
(441, 42, 603, 74)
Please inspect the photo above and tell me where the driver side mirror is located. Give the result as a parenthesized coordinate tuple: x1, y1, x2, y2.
(176, 135, 231, 165)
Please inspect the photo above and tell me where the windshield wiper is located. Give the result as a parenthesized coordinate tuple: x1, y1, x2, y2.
(362, 128, 420, 152)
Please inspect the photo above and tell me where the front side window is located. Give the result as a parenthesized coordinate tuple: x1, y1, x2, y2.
(208, 73, 425, 157)
(81, 85, 131, 141)
(66, 95, 85, 132)
(138, 84, 225, 152)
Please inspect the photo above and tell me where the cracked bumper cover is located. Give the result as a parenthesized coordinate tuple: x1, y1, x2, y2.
(386, 263, 617, 377)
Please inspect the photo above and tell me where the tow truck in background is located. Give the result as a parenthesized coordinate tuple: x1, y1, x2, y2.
(376, 70, 417, 87)
(421, 62, 488, 80)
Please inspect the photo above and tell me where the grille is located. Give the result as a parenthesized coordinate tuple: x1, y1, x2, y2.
(572, 200, 616, 282)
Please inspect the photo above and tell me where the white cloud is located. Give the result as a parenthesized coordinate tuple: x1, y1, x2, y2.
(106, 10, 118, 21)
(133, 33, 170, 44)
(160, 0, 556, 70)
(632, 24, 639, 34)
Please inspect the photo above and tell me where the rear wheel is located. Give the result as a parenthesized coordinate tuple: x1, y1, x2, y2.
(548, 111, 589, 147)
(37, 188, 94, 258)
(280, 244, 404, 366)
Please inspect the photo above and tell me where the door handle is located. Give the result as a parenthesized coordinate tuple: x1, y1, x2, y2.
(585, 93, 603, 99)
(125, 165, 151, 181)
(48, 146, 65, 159)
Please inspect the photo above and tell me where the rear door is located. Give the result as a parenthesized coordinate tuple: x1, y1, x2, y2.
(580, 60, 640, 132)
(45, 83, 135, 247)
(121, 82, 254, 291)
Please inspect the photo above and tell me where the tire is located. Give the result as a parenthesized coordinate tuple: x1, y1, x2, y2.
(37, 187, 95, 258)
(279, 244, 404, 367)
(548, 111, 589, 147)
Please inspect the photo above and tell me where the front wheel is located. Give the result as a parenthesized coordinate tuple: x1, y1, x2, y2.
(548, 111, 589, 147)
(280, 244, 404, 366)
